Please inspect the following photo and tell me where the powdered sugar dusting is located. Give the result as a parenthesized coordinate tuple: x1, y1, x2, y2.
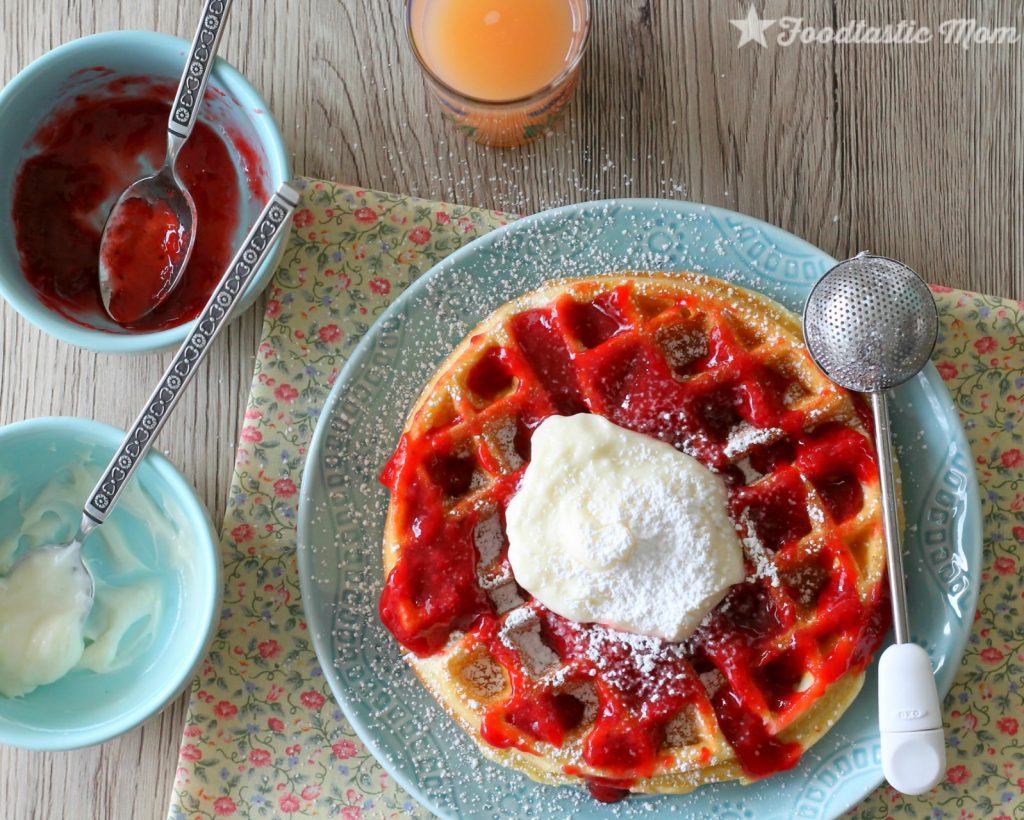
(489, 581, 524, 614)
(491, 419, 524, 470)
(564, 680, 600, 724)
(474, 513, 504, 566)
(698, 668, 727, 697)
(499, 606, 560, 678)
(461, 653, 507, 699)
(735, 457, 763, 484)
(724, 423, 781, 459)
(738, 510, 780, 588)
(584, 624, 688, 678)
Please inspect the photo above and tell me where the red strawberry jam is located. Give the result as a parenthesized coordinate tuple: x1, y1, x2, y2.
(100, 195, 191, 323)
(12, 74, 267, 332)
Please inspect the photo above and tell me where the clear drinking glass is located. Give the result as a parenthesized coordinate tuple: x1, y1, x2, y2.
(406, 0, 591, 148)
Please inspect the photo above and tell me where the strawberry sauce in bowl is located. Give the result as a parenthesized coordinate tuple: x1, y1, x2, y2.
(0, 32, 290, 352)
(13, 82, 244, 332)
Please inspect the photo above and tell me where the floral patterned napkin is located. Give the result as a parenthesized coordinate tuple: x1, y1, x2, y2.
(168, 179, 1023, 820)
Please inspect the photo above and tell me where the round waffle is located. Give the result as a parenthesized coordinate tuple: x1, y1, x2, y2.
(379, 272, 890, 800)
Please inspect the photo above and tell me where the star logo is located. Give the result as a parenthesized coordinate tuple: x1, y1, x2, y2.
(730, 5, 777, 48)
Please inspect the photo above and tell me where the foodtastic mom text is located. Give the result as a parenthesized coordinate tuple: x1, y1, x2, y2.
(775, 18, 1019, 49)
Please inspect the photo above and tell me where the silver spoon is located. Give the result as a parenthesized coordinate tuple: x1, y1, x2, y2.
(3, 184, 298, 624)
(804, 252, 945, 796)
(98, 0, 234, 324)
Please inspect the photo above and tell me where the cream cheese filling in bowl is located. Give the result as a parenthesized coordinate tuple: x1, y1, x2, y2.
(0, 545, 94, 698)
(0, 417, 220, 751)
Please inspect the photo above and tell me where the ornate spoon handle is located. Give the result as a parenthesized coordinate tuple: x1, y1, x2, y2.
(84, 183, 300, 525)
(168, 0, 234, 143)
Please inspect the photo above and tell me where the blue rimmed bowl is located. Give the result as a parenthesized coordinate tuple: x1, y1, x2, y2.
(0, 417, 220, 750)
(0, 31, 291, 353)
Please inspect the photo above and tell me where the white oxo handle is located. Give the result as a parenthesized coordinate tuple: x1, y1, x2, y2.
(878, 642, 946, 795)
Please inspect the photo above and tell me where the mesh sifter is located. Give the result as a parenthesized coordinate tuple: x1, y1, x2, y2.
(803, 253, 938, 393)
(803, 252, 945, 796)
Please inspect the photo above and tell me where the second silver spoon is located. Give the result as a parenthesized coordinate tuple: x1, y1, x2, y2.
(2, 184, 298, 633)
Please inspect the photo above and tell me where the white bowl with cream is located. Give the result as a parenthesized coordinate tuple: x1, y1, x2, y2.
(0, 417, 219, 750)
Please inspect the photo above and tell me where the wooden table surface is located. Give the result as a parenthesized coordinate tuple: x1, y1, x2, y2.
(2, 1, 1022, 817)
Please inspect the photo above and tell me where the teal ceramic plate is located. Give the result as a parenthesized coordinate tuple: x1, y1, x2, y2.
(298, 200, 981, 819)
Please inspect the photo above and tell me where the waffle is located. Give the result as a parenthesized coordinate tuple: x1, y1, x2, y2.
(379, 273, 889, 799)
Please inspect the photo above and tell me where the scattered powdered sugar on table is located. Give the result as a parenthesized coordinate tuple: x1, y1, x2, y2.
(370, 127, 691, 216)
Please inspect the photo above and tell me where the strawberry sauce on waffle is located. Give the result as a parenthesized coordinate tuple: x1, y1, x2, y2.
(379, 273, 890, 799)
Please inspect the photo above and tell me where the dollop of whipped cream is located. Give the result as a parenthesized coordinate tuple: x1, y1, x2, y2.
(506, 414, 746, 642)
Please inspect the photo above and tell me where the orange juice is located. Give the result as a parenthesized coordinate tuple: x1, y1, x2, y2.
(408, 0, 590, 146)
(420, 0, 579, 102)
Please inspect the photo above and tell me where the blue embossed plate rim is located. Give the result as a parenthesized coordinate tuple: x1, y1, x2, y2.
(298, 198, 981, 819)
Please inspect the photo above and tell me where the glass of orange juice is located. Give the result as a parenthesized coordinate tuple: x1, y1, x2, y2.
(406, 0, 591, 148)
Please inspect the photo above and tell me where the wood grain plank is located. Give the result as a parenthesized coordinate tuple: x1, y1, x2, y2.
(1, 1, 1022, 818)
